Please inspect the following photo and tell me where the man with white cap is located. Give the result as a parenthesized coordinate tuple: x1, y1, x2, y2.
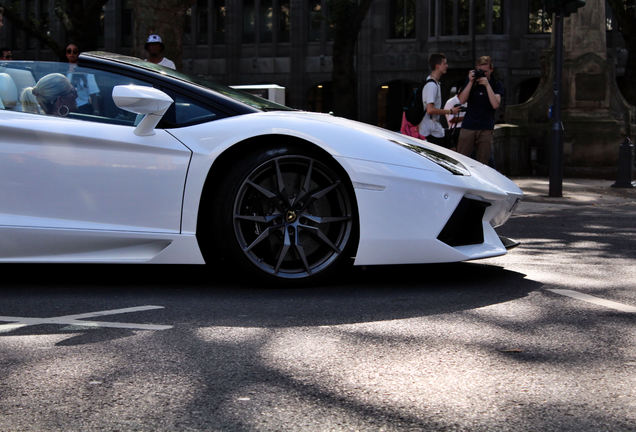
(144, 34, 176, 70)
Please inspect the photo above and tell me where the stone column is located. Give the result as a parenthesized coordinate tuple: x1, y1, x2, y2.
(562, 0, 610, 113)
(505, 0, 635, 177)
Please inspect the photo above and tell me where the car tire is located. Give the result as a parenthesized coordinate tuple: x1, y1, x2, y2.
(203, 143, 357, 284)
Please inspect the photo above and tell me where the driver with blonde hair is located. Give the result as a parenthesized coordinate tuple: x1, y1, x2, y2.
(20, 73, 77, 116)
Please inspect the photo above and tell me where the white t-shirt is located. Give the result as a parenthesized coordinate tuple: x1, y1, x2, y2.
(444, 95, 466, 128)
(158, 57, 176, 69)
(418, 76, 443, 138)
(144, 57, 176, 70)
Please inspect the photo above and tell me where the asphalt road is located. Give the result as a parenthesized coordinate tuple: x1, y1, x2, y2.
(0, 178, 634, 431)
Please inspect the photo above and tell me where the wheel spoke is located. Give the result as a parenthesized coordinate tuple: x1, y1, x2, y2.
(300, 225, 342, 253)
(247, 180, 277, 199)
(311, 180, 341, 200)
(275, 159, 286, 195)
(302, 160, 314, 195)
(301, 214, 351, 224)
(293, 230, 311, 274)
(274, 228, 292, 273)
(244, 225, 280, 252)
(235, 214, 280, 223)
(290, 160, 314, 208)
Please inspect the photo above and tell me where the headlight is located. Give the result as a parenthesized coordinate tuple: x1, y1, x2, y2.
(389, 139, 470, 176)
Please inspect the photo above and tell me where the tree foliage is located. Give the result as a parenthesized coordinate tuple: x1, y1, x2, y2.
(0, 0, 194, 67)
(0, 0, 109, 60)
(2, 0, 375, 117)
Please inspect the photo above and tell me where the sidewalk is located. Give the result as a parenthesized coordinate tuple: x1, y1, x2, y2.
(512, 177, 636, 206)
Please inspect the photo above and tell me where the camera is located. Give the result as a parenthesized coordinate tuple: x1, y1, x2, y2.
(454, 104, 467, 112)
(472, 69, 486, 79)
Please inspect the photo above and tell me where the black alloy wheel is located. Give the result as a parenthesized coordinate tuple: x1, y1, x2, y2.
(208, 145, 357, 282)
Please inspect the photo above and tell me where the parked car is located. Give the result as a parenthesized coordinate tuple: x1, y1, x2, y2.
(0, 52, 522, 283)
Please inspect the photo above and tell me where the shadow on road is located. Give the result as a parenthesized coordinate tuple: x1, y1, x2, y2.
(0, 262, 542, 329)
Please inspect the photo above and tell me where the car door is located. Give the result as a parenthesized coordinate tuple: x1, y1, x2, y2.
(0, 62, 191, 260)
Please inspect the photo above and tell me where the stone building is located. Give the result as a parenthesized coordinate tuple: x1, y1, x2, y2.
(1, 0, 630, 175)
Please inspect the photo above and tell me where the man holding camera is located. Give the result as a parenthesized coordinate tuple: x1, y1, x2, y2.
(456, 56, 503, 164)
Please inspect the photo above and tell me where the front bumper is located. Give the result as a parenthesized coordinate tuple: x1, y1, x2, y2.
(336, 157, 523, 266)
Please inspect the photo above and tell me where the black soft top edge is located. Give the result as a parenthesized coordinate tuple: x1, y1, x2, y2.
(79, 51, 290, 113)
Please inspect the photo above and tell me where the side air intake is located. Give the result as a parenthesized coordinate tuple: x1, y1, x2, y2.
(437, 197, 490, 247)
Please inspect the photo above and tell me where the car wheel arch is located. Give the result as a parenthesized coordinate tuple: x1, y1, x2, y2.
(195, 134, 361, 278)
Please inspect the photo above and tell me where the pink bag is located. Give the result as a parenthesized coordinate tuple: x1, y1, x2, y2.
(400, 112, 426, 140)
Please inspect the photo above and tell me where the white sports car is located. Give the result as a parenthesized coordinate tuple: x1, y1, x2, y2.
(0, 52, 522, 282)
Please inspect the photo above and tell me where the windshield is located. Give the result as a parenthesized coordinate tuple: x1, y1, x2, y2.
(81, 52, 293, 112)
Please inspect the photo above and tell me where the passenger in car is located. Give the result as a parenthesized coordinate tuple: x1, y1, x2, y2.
(20, 73, 77, 117)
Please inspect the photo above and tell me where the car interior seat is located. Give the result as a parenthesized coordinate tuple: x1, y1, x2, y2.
(3, 67, 36, 90)
(1, 68, 37, 112)
(0, 72, 18, 110)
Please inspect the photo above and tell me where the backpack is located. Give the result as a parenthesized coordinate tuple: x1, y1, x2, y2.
(404, 78, 436, 125)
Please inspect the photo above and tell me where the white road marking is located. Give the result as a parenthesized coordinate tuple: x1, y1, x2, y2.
(0, 305, 173, 333)
(548, 289, 636, 313)
(0, 323, 29, 333)
(55, 305, 165, 320)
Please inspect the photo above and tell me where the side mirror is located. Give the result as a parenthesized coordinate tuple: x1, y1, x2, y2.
(113, 85, 173, 136)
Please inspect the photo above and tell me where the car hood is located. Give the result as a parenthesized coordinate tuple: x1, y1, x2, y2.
(254, 111, 522, 196)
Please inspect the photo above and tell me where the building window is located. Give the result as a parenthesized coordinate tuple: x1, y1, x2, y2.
(475, 0, 486, 34)
(435, 0, 504, 36)
(26, 0, 36, 49)
(441, 0, 471, 36)
(429, 0, 436, 36)
(605, 1, 615, 31)
(243, 0, 256, 43)
(185, 7, 192, 43)
(279, 1, 290, 42)
(214, 1, 227, 43)
(528, 0, 552, 33)
(97, 4, 105, 48)
(309, 0, 333, 42)
(243, 0, 290, 44)
(260, 0, 273, 43)
(309, 0, 324, 41)
(196, 0, 209, 44)
(188, 1, 225, 45)
(38, 1, 51, 48)
(441, 0, 453, 35)
(457, 0, 469, 35)
(389, 0, 415, 39)
(492, 0, 504, 34)
(121, 0, 133, 47)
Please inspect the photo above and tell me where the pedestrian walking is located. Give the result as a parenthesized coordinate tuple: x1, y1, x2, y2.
(419, 53, 461, 147)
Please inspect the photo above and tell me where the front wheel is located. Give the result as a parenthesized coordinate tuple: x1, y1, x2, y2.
(203, 145, 358, 283)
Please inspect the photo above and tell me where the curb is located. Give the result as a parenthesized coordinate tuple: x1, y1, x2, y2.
(511, 177, 636, 206)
